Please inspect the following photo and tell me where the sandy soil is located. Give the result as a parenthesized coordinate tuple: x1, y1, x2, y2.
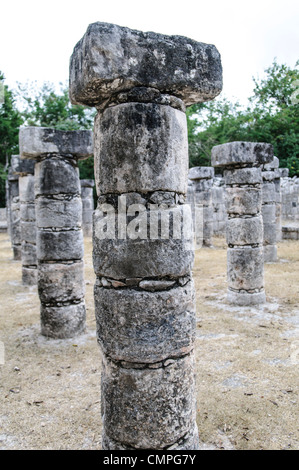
(0, 231, 298, 450)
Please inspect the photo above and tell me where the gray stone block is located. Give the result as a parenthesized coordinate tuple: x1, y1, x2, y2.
(262, 204, 276, 224)
(227, 289, 266, 306)
(262, 182, 276, 204)
(225, 187, 262, 215)
(94, 103, 188, 195)
(21, 242, 37, 265)
(188, 166, 214, 180)
(102, 422, 200, 450)
(38, 261, 85, 304)
(37, 230, 84, 261)
(212, 142, 273, 167)
(69, 22, 222, 107)
(20, 221, 37, 244)
(263, 244, 277, 263)
(227, 246, 264, 291)
(40, 301, 86, 339)
(22, 267, 38, 286)
(93, 204, 194, 279)
(36, 197, 82, 229)
(224, 167, 262, 185)
(19, 127, 93, 159)
(101, 353, 197, 449)
(11, 154, 35, 175)
(34, 158, 81, 197)
(19, 175, 35, 203)
(263, 223, 277, 245)
(95, 281, 196, 363)
(226, 215, 263, 246)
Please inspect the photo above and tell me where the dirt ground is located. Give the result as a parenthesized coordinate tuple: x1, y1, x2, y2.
(0, 230, 298, 450)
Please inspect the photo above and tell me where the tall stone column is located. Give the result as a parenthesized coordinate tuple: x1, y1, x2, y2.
(212, 142, 273, 306)
(11, 155, 38, 284)
(80, 179, 94, 237)
(7, 168, 21, 260)
(261, 156, 278, 262)
(19, 127, 93, 339)
(188, 167, 215, 247)
(69, 22, 222, 450)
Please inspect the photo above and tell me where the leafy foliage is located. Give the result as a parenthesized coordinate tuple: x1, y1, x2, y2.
(0, 72, 23, 206)
(188, 60, 299, 176)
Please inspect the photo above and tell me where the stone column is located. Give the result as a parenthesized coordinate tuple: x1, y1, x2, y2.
(7, 168, 21, 260)
(212, 141, 273, 306)
(19, 127, 93, 339)
(11, 155, 38, 284)
(80, 179, 94, 237)
(69, 22, 222, 450)
(188, 167, 215, 247)
(261, 156, 278, 262)
(212, 177, 227, 236)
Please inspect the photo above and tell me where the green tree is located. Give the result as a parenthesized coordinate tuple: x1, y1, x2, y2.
(0, 72, 23, 206)
(17, 81, 96, 181)
(187, 60, 299, 176)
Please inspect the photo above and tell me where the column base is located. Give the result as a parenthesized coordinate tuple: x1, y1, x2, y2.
(102, 423, 200, 450)
(40, 301, 86, 339)
(227, 289, 266, 306)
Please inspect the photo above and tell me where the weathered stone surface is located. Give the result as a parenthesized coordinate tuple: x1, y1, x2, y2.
(224, 167, 262, 186)
(262, 170, 275, 181)
(188, 166, 215, 180)
(11, 154, 35, 175)
(261, 204, 276, 225)
(227, 247, 264, 291)
(227, 289, 266, 306)
(69, 22, 222, 107)
(102, 422, 200, 450)
(94, 103, 188, 195)
(262, 182, 276, 204)
(38, 261, 85, 304)
(93, 204, 194, 279)
(34, 158, 81, 196)
(95, 281, 196, 363)
(101, 353, 197, 449)
(20, 221, 37, 244)
(21, 241, 37, 265)
(37, 230, 84, 261)
(40, 301, 86, 339)
(19, 175, 35, 203)
(225, 187, 262, 215)
(264, 245, 277, 263)
(226, 215, 264, 246)
(263, 223, 277, 245)
(211, 142, 274, 167)
(22, 267, 38, 286)
(20, 203, 35, 222)
(36, 197, 82, 229)
(19, 127, 93, 159)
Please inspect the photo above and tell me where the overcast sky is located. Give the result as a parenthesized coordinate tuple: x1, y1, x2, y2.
(1, 0, 298, 106)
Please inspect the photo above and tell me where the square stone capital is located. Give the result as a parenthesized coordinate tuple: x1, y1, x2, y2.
(188, 166, 215, 180)
(19, 127, 93, 160)
(211, 142, 274, 168)
(69, 22, 223, 108)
